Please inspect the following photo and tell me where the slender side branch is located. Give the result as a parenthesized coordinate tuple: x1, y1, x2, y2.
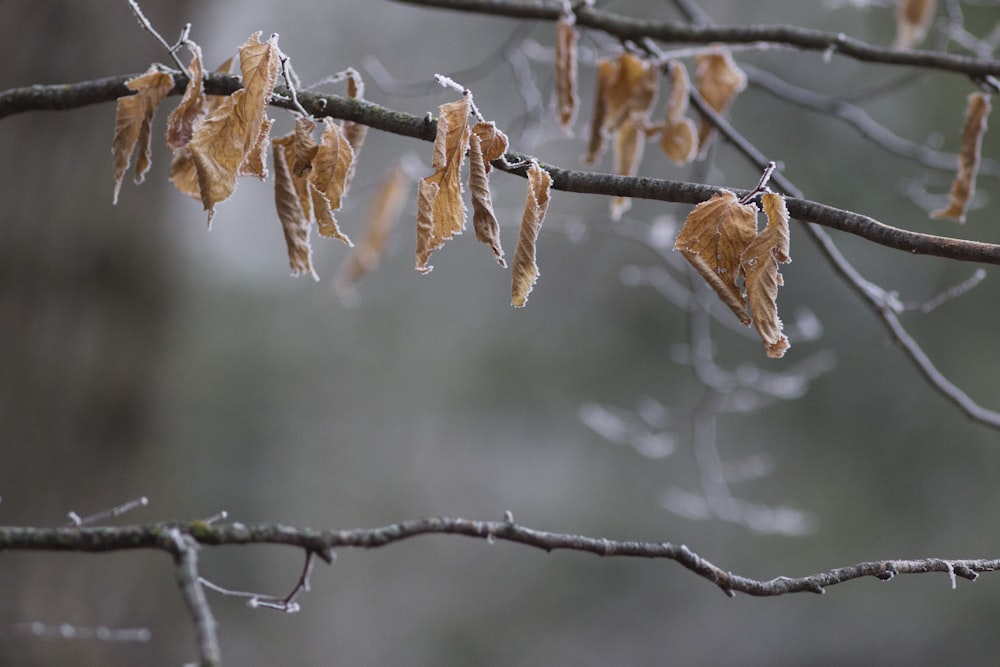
(0, 520, 997, 598)
(391, 0, 1000, 79)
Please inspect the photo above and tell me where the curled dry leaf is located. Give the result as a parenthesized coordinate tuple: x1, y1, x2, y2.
(415, 97, 471, 273)
(272, 132, 318, 281)
(584, 53, 659, 165)
(555, 11, 579, 131)
(674, 190, 758, 325)
(112, 66, 174, 204)
(741, 192, 792, 359)
(168, 56, 236, 200)
(695, 47, 747, 154)
(291, 116, 319, 178)
(610, 116, 645, 220)
(309, 118, 355, 245)
(895, 0, 937, 49)
(660, 61, 698, 165)
(336, 164, 411, 296)
(469, 122, 508, 266)
(188, 32, 281, 224)
(932, 92, 991, 222)
(341, 68, 367, 197)
(511, 162, 552, 307)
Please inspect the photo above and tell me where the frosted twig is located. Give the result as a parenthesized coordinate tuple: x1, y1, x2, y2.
(906, 269, 988, 313)
(200, 551, 317, 613)
(125, 0, 189, 74)
(4, 622, 151, 642)
(62, 496, 149, 528)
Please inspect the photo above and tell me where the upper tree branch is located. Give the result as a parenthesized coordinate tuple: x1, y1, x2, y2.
(1, 518, 996, 598)
(391, 0, 1000, 81)
(2, 72, 999, 268)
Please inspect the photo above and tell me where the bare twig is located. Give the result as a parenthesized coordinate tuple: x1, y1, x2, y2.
(125, 0, 189, 74)
(0, 520, 996, 599)
(62, 496, 149, 528)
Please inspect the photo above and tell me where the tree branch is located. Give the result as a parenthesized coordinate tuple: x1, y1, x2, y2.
(1, 519, 996, 598)
(2, 72, 999, 269)
(391, 0, 1000, 81)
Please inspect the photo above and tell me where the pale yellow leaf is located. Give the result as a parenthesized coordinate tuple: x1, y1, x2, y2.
(895, 0, 937, 49)
(272, 134, 318, 280)
(166, 42, 205, 151)
(695, 47, 746, 154)
(555, 12, 579, 131)
(469, 130, 506, 266)
(741, 192, 792, 358)
(610, 116, 645, 220)
(335, 165, 411, 297)
(309, 117, 355, 242)
(674, 190, 758, 325)
(112, 66, 174, 204)
(415, 98, 471, 273)
(660, 60, 698, 165)
(511, 162, 552, 307)
(932, 92, 991, 222)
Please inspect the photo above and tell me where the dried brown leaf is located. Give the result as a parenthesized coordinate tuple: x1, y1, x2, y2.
(895, 0, 937, 49)
(291, 116, 319, 178)
(415, 98, 471, 273)
(272, 133, 318, 280)
(112, 66, 174, 204)
(932, 92, 991, 222)
(241, 117, 275, 178)
(471, 121, 509, 166)
(341, 68, 367, 198)
(555, 12, 579, 131)
(336, 165, 411, 295)
(168, 148, 201, 199)
(511, 162, 552, 307)
(469, 130, 506, 266)
(188, 32, 280, 223)
(741, 192, 792, 358)
(695, 47, 746, 154)
(584, 53, 659, 164)
(610, 116, 645, 220)
(674, 190, 758, 325)
(660, 61, 698, 165)
(308, 117, 355, 243)
(166, 43, 205, 150)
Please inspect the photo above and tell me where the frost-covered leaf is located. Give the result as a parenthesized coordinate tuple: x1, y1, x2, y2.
(932, 92, 991, 222)
(674, 190, 758, 325)
(166, 42, 205, 151)
(188, 32, 281, 224)
(336, 164, 410, 296)
(511, 162, 552, 307)
(112, 66, 174, 204)
(272, 132, 317, 280)
(308, 117, 355, 244)
(741, 192, 792, 358)
(659, 61, 698, 165)
(584, 53, 659, 165)
(610, 116, 645, 220)
(555, 11, 579, 131)
(895, 0, 937, 49)
(415, 97, 471, 273)
(695, 47, 746, 154)
(469, 122, 508, 266)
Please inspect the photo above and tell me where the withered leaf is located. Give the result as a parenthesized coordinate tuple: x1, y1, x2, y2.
(660, 60, 698, 165)
(272, 133, 318, 280)
(291, 116, 319, 178)
(469, 133, 505, 267)
(741, 192, 791, 358)
(584, 53, 659, 165)
(336, 165, 411, 296)
(511, 162, 552, 307)
(166, 42, 205, 151)
(168, 148, 201, 199)
(555, 11, 579, 131)
(674, 190, 758, 325)
(112, 66, 174, 204)
(188, 32, 281, 224)
(895, 0, 937, 49)
(308, 117, 355, 244)
(341, 68, 367, 198)
(610, 116, 645, 220)
(695, 47, 746, 154)
(932, 92, 991, 222)
(415, 97, 471, 274)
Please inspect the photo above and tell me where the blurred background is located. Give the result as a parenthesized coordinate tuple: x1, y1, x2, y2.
(3, 0, 1000, 664)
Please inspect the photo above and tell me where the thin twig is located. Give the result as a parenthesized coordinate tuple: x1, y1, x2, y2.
(125, 0, 189, 73)
(168, 529, 221, 667)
